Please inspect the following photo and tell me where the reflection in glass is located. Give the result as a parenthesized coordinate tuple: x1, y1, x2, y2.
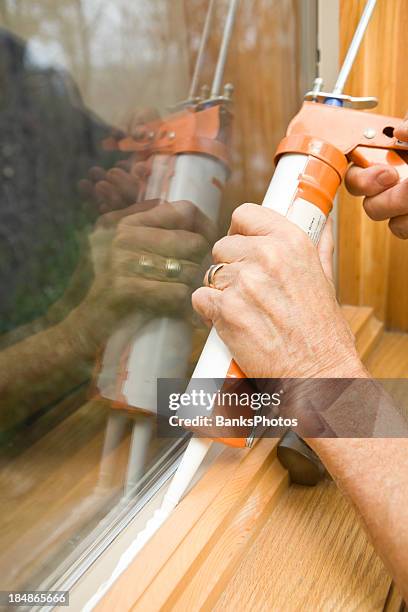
(0, 0, 308, 593)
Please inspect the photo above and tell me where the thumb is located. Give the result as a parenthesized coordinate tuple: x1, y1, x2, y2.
(394, 112, 408, 142)
(317, 216, 334, 284)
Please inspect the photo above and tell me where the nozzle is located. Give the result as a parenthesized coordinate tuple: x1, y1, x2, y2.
(332, 0, 377, 96)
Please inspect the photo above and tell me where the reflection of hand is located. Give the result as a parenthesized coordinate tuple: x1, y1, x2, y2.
(78, 160, 148, 213)
(72, 199, 216, 355)
(193, 204, 363, 379)
(345, 113, 408, 239)
(78, 108, 161, 213)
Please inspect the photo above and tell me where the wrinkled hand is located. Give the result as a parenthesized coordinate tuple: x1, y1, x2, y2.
(73, 199, 216, 353)
(345, 113, 408, 239)
(193, 204, 363, 379)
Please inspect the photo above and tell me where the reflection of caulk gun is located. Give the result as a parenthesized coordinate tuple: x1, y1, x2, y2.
(96, 0, 239, 496)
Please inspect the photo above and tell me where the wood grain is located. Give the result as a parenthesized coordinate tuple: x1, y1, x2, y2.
(365, 332, 408, 378)
(338, 0, 408, 330)
(213, 480, 392, 612)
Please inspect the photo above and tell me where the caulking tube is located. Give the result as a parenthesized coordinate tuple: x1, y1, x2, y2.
(120, 152, 229, 411)
(97, 152, 227, 495)
(154, 139, 348, 513)
(96, 153, 173, 403)
(98, 147, 225, 401)
(97, 153, 175, 493)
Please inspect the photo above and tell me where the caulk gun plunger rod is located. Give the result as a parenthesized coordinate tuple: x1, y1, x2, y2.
(189, 0, 216, 100)
(333, 0, 377, 95)
(211, 0, 240, 98)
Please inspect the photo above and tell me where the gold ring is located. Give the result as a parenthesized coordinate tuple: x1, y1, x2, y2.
(164, 258, 182, 278)
(205, 263, 225, 289)
(137, 254, 155, 274)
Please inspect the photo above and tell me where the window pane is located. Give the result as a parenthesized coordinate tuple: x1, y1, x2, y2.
(0, 0, 315, 592)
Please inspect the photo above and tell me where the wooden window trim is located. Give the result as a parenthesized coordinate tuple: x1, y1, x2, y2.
(96, 305, 396, 611)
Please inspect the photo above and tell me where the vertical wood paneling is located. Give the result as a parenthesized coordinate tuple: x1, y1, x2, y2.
(338, 0, 408, 330)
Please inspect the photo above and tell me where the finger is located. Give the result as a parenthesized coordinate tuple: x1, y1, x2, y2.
(130, 161, 151, 180)
(345, 164, 399, 197)
(212, 234, 256, 263)
(121, 200, 217, 244)
(192, 286, 220, 326)
(394, 113, 408, 142)
(388, 214, 408, 239)
(204, 262, 241, 291)
(228, 203, 288, 237)
(114, 276, 191, 315)
(115, 159, 132, 172)
(97, 200, 159, 228)
(363, 179, 408, 221)
(317, 217, 334, 283)
(115, 225, 210, 262)
(88, 166, 107, 183)
(115, 249, 202, 287)
(95, 181, 123, 212)
(105, 167, 140, 203)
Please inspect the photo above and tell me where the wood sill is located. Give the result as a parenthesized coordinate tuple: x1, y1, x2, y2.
(97, 306, 403, 611)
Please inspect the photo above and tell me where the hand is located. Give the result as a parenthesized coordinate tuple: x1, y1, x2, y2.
(78, 108, 160, 214)
(192, 204, 363, 379)
(345, 113, 408, 239)
(78, 160, 148, 214)
(71, 199, 216, 354)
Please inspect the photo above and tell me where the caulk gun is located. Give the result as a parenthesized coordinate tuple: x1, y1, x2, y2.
(96, 0, 239, 495)
(160, 0, 408, 508)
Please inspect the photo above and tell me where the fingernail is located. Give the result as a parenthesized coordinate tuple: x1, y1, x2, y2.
(378, 169, 398, 187)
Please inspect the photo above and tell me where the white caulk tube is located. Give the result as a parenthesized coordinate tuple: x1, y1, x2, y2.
(191, 152, 334, 380)
(162, 148, 342, 497)
(97, 153, 227, 494)
(120, 152, 228, 411)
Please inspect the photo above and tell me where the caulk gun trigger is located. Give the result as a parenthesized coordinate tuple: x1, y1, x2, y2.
(304, 91, 378, 110)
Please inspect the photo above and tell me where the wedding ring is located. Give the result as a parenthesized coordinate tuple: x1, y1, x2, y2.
(205, 263, 225, 289)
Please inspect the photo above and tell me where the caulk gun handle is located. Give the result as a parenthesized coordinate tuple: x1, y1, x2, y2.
(349, 146, 408, 181)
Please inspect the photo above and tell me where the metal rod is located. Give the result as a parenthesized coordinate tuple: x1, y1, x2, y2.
(333, 0, 377, 95)
(188, 0, 216, 99)
(211, 0, 240, 98)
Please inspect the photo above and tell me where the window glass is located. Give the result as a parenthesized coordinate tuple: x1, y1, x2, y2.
(0, 0, 314, 593)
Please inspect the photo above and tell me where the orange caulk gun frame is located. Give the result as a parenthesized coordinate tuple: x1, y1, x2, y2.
(278, 101, 408, 183)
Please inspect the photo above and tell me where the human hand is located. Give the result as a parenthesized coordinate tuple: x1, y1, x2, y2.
(192, 204, 364, 379)
(72, 199, 216, 354)
(345, 113, 408, 239)
(78, 109, 160, 213)
(78, 160, 149, 214)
